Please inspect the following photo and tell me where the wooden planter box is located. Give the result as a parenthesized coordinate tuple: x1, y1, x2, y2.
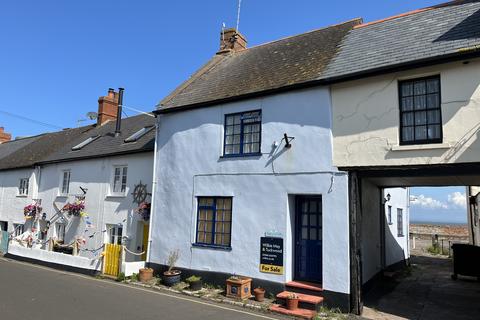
(226, 276, 252, 300)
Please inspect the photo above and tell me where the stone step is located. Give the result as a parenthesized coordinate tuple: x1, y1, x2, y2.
(269, 304, 317, 319)
(276, 291, 324, 311)
(286, 281, 323, 296)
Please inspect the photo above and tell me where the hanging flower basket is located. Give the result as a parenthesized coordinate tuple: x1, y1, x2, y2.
(23, 203, 42, 220)
(62, 199, 85, 216)
(136, 202, 151, 221)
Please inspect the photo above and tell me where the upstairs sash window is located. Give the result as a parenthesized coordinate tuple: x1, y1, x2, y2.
(224, 110, 261, 156)
(399, 76, 442, 145)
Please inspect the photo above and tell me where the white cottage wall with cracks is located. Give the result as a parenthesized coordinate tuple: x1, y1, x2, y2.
(152, 87, 351, 295)
(331, 58, 480, 167)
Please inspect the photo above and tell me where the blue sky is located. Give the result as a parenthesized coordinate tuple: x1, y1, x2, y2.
(410, 187, 468, 224)
(0, 0, 444, 137)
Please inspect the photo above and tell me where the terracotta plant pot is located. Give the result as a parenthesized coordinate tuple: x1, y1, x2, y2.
(226, 276, 252, 300)
(139, 268, 154, 282)
(286, 297, 299, 310)
(253, 287, 265, 302)
(163, 270, 182, 286)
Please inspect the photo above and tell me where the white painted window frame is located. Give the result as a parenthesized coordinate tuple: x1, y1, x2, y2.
(55, 223, 66, 242)
(18, 178, 29, 196)
(13, 223, 24, 237)
(105, 224, 123, 245)
(60, 170, 71, 196)
(110, 165, 128, 196)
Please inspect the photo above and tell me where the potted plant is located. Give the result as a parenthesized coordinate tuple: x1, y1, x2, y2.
(286, 293, 299, 310)
(163, 249, 181, 286)
(61, 199, 85, 217)
(185, 275, 202, 291)
(23, 203, 42, 220)
(139, 267, 154, 282)
(253, 287, 265, 302)
(136, 202, 151, 221)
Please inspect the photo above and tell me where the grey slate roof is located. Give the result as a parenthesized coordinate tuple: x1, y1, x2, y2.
(0, 114, 155, 171)
(323, 0, 480, 78)
(159, 19, 362, 111)
(0, 127, 92, 171)
(158, 0, 480, 112)
(0, 135, 42, 161)
(40, 114, 155, 164)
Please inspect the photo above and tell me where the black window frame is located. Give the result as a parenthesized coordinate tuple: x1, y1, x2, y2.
(195, 197, 233, 249)
(398, 75, 443, 145)
(223, 110, 262, 157)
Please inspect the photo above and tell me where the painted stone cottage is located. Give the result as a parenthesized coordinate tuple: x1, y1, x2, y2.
(0, 89, 155, 276)
(150, 19, 410, 314)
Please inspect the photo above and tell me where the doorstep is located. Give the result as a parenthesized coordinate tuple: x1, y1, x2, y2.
(270, 304, 317, 319)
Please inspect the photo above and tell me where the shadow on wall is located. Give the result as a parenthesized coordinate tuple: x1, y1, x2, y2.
(434, 8, 480, 42)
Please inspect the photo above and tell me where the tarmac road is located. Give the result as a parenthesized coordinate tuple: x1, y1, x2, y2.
(0, 257, 285, 320)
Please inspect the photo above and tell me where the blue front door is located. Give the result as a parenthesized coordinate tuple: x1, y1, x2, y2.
(295, 196, 322, 283)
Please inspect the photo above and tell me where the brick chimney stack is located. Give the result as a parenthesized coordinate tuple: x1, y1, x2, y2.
(97, 88, 119, 126)
(0, 127, 11, 143)
(217, 28, 247, 54)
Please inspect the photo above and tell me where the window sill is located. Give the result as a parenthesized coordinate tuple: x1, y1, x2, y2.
(192, 243, 232, 251)
(105, 194, 127, 199)
(220, 153, 262, 159)
(390, 143, 451, 151)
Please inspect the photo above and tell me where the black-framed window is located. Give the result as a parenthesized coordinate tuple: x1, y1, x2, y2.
(399, 76, 442, 145)
(224, 110, 261, 156)
(196, 197, 232, 247)
(387, 205, 392, 225)
(397, 208, 404, 237)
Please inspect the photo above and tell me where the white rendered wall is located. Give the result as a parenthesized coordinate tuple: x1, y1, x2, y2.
(8, 243, 101, 271)
(0, 168, 36, 233)
(361, 184, 410, 284)
(152, 87, 350, 294)
(384, 187, 410, 266)
(38, 153, 153, 261)
(331, 58, 480, 167)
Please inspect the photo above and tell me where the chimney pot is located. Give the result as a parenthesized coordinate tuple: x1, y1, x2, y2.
(97, 89, 119, 126)
(0, 127, 12, 143)
(217, 28, 247, 54)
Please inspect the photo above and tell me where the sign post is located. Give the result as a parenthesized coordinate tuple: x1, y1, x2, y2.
(260, 237, 284, 275)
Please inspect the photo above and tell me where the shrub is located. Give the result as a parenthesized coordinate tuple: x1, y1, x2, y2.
(116, 272, 126, 282)
(186, 275, 201, 283)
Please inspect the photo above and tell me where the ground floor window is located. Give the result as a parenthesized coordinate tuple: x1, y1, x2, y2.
(13, 224, 24, 237)
(55, 223, 66, 242)
(107, 224, 123, 245)
(196, 197, 232, 247)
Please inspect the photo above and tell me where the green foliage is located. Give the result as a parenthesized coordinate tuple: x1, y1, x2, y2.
(314, 306, 347, 320)
(427, 244, 448, 255)
(185, 275, 201, 283)
(116, 272, 126, 282)
(130, 272, 140, 281)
